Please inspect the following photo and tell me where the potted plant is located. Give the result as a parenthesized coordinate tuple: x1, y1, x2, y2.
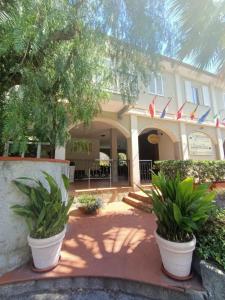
(11, 171, 73, 271)
(141, 173, 216, 279)
(76, 194, 103, 215)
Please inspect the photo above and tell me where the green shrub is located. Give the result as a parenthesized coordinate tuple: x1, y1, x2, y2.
(196, 209, 225, 271)
(155, 160, 225, 183)
(141, 173, 216, 242)
(11, 172, 73, 239)
(76, 194, 103, 214)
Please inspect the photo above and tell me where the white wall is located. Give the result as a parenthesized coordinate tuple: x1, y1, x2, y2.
(158, 133, 175, 160)
(0, 159, 69, 275)
(185, 125, 217, 160)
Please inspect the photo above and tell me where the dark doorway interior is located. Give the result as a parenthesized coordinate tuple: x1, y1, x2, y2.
(138, 130, 159, 161)
(138, 130, 159, 183)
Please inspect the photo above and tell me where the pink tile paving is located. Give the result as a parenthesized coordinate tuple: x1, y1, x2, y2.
(0, 202, 203, 292)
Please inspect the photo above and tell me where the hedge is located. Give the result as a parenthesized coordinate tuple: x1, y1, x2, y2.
(154, 160, 225, 183)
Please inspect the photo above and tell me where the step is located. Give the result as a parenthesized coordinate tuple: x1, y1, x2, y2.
(128, 191, 152, 204)
(123, 196, 152, 213)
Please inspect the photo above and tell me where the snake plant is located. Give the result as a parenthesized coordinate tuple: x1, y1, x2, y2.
(11, 171, 73, 239)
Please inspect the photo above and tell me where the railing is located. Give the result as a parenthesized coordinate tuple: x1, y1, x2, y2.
(139, 160, 153, 183)
(70, 159, 130, 189)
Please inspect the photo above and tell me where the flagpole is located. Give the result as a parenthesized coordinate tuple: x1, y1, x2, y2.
(176, 101, 187, 120)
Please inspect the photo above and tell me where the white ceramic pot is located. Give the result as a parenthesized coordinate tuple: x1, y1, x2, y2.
(154, 230, 196, 278)
(27, 227, 66, 270)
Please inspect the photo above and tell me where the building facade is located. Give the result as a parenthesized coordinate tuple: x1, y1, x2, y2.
(59, 57, 225, 187)
(6, 56, 225, 188)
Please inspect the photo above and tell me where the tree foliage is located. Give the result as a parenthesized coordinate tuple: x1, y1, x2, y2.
(170, 0, 225, 71)
(0, 0, 169, 155)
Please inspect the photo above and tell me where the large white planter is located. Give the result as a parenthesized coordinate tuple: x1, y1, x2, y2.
(0, 157, 69, 275)
(154, 230, 196, 278)
(28, 227, 66, 270)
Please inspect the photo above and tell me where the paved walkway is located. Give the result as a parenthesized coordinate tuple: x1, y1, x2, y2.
(0, 202, 203, 298)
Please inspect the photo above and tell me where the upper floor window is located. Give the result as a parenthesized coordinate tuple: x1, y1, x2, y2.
(191, 86, 200, 104)
(148, 73, 164, 96)
(185, 80, 211, 106)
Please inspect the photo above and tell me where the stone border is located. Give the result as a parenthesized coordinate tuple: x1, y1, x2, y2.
(0, 156, 70, 164)
(200, 261, 225, 300)
(0, 277, 208, 300)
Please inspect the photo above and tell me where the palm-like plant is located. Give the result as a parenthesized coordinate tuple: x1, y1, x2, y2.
(141, 173, 216, 242)
(170, 0, 225, 72)
(11, 172, 73, 239)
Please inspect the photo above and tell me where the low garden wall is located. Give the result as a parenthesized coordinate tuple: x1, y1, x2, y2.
(0, 157, 69, 275)
(155, 160, 225, 183)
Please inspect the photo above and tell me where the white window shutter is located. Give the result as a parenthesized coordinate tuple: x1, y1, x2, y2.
(156, 75, 163, 95)
(202, 85, 211, 106)
(149, 73, 156, 94)
(185, 80, 193, 102)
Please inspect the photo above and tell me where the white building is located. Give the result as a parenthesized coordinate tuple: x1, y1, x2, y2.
(6, 56, 225, 188)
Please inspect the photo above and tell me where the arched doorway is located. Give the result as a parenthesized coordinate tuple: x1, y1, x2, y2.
(67, 121, 130, 189)
(138, 128, 175, 183)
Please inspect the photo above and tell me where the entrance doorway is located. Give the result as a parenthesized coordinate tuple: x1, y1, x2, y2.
(139, 128, 175, 183)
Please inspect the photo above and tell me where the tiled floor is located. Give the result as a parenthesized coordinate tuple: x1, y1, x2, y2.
(0, 202, 203, 293)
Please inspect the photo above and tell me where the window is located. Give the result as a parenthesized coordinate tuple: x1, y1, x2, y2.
(148, 73, 164, 96)
(191, 86, 200, 104)
(185, 80, 211, 106)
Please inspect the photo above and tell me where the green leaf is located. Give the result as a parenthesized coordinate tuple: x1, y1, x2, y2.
(62, 174, 70, 191)
(173, 203, 182, 225)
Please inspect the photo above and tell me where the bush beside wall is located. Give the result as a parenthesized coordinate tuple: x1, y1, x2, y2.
(155, 160, 225, 183)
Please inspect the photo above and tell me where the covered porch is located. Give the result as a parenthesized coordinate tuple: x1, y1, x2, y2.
(66, 120, 130, 190)
(55, 114, 182, 190)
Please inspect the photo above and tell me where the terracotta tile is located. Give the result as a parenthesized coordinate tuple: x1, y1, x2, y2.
(0, 202, 203, 292)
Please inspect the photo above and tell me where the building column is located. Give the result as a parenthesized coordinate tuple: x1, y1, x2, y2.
(55, 146, 66, 160)
(37, 142, 41, 158)
(110, 128, 118, 182)
(210, 85, 224, 160)
(174, 142, 182, 160)
(216, 128, 224, 160)
(3, 142, 9, 156)
(175, 73, 189, 160)
(130, 115, 140, 186)
(180, 123, 189, 160)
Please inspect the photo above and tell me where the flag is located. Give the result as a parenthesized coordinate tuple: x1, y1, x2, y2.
(149, 96, 157, 118)
(176, 102, 186, 120)
(198, 108, 211, 124)
(160, 97, 172, 119)
(213, 114, 220, 128)
(190, 104, 199, 120)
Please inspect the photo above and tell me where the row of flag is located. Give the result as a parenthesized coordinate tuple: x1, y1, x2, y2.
(149, 96, 225, 127)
